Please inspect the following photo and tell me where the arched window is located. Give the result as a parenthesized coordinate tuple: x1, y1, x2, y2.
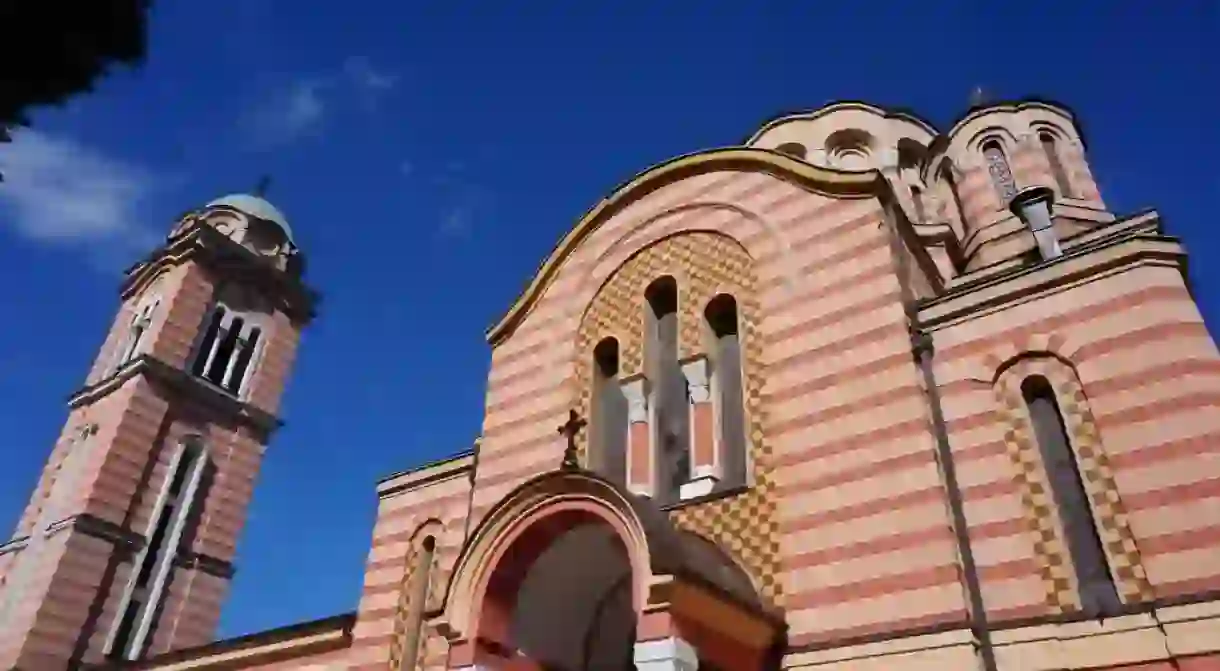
(705, 294, 748, 488)
(1040, 132, 1073, 198)
(644, 276, 688, 503)
(775, 142, 807, 160)
(590, 337, 628, 484)
(114, 295, 161, 371)
(191, 305, 264, 396)
(982, 140, 1019, 203)
(1022, 376, 1120, 616)
(399, 535, 436, 670)
(107, 437, 211, 660)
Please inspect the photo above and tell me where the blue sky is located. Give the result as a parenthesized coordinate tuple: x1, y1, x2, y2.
(0, 1, 1216, 639)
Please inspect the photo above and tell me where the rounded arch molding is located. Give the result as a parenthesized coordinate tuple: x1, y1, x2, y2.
(577, 200, 794, 309)
(486, 147, 880, 346)
(433, 470, 659, 646)
(982, 339, 1155, 612)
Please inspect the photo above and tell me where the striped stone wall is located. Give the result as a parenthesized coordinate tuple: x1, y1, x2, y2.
(930, 260, 1220, 623)
(474, 167, 967, 649)
(346, 459, 472, 671)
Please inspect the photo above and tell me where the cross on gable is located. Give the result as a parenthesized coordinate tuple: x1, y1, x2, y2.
(557, 409, 587, 471)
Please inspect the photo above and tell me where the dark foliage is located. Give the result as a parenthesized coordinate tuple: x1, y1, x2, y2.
(0, 0, 152, 126)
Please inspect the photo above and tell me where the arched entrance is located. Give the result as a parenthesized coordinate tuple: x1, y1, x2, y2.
(485, 510, 637, 670)
(436, 470, 783, 671)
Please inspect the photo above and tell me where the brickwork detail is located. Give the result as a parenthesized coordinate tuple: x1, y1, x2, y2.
(992, 354, 1153, 612)
(573, 231, 782, 607)
(387, 530, 441, 671)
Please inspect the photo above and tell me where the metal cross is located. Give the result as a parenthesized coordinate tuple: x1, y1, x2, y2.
(254, 174, 272, 198)
(557, 409, 587, 470)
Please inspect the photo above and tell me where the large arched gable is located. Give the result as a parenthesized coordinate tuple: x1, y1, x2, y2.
(485, 147, 883, 346)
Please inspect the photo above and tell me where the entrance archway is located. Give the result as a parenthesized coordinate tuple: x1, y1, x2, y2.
(437, 470, 783, 671)
(494, 516, 636, 670)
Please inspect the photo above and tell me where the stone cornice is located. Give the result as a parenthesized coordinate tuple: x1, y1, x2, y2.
(122, 223, 320, 325)
(377, 448, 476, 498)
(2, 513, 235, 579)
(173, 549, 237, 580)
(66, 354, 283, 438)
(917, 213, 1182, 331)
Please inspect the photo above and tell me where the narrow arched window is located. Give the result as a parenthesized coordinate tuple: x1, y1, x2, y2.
(107, 437, 211, 660)
(399, 535, 436, 670)
(1040, 132, 1073, 198)
(115, 296, 160, 370)
(644, 276, 688, 502)
(705, 295, 748, 488)
(590, 337, 628, 484)
(983, 140, 1019, 203)
(1022, 376, 1120, 616)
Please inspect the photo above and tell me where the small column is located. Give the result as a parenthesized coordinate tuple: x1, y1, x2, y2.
(634, 637, 699, 671)
(679, 356, 718, 500)
(622, 375, 653, 497)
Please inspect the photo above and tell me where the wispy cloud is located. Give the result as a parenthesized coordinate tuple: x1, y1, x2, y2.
(343, 57, 398, 101)
(0, 129, 161, 263)
(241, 79, 329, 148)
(434, 163, 493, 243)
(242, 57, 398, 148)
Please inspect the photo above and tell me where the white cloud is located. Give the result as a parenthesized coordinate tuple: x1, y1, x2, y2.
(242, 79, 329, 148)
(242, 58, 397, 149)
(437, 206, 473, 240)
(0, 129, 159, 255)
(343, 57, 398, 95)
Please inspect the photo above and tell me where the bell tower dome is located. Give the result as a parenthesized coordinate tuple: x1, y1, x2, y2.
(0, 192, 318, 669)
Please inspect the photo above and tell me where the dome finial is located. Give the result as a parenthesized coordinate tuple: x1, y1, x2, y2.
(253, 174, 272, 198)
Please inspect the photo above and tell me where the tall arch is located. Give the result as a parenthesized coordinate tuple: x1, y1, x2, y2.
(388, 521, 443, 670)
(991, 354, 1153, 613)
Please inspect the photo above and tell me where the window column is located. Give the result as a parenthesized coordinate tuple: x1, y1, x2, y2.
(622, 375, 652, 497)
(679, 356, 718, 500)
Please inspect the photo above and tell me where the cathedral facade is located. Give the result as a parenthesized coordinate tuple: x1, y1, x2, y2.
(3, 99, 1220, 671)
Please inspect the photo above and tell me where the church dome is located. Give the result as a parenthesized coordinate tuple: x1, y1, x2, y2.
(205, 194, 294, 244)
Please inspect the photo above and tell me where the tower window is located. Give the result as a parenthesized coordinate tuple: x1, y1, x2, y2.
(644, 276, 688, 502)
(191, 305, 264, 396)
(1040, 132, 1073, 198)
(106, 438, 211, 660)
(705, 294, 748, 488)
(115, 297, 160, 371)
(982, 140, 1019, 203)
(1022, 376, 1120, 616)
(590, 337, 628, 485)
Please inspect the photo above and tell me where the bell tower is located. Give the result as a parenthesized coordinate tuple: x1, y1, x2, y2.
(0, 193, 317, 669)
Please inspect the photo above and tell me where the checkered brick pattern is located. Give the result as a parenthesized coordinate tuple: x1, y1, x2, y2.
(573, 231, 783, 608)
(993, 356, 1153, 613)
(386, 543, 440, 671)
(386, 543, 419, 670)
